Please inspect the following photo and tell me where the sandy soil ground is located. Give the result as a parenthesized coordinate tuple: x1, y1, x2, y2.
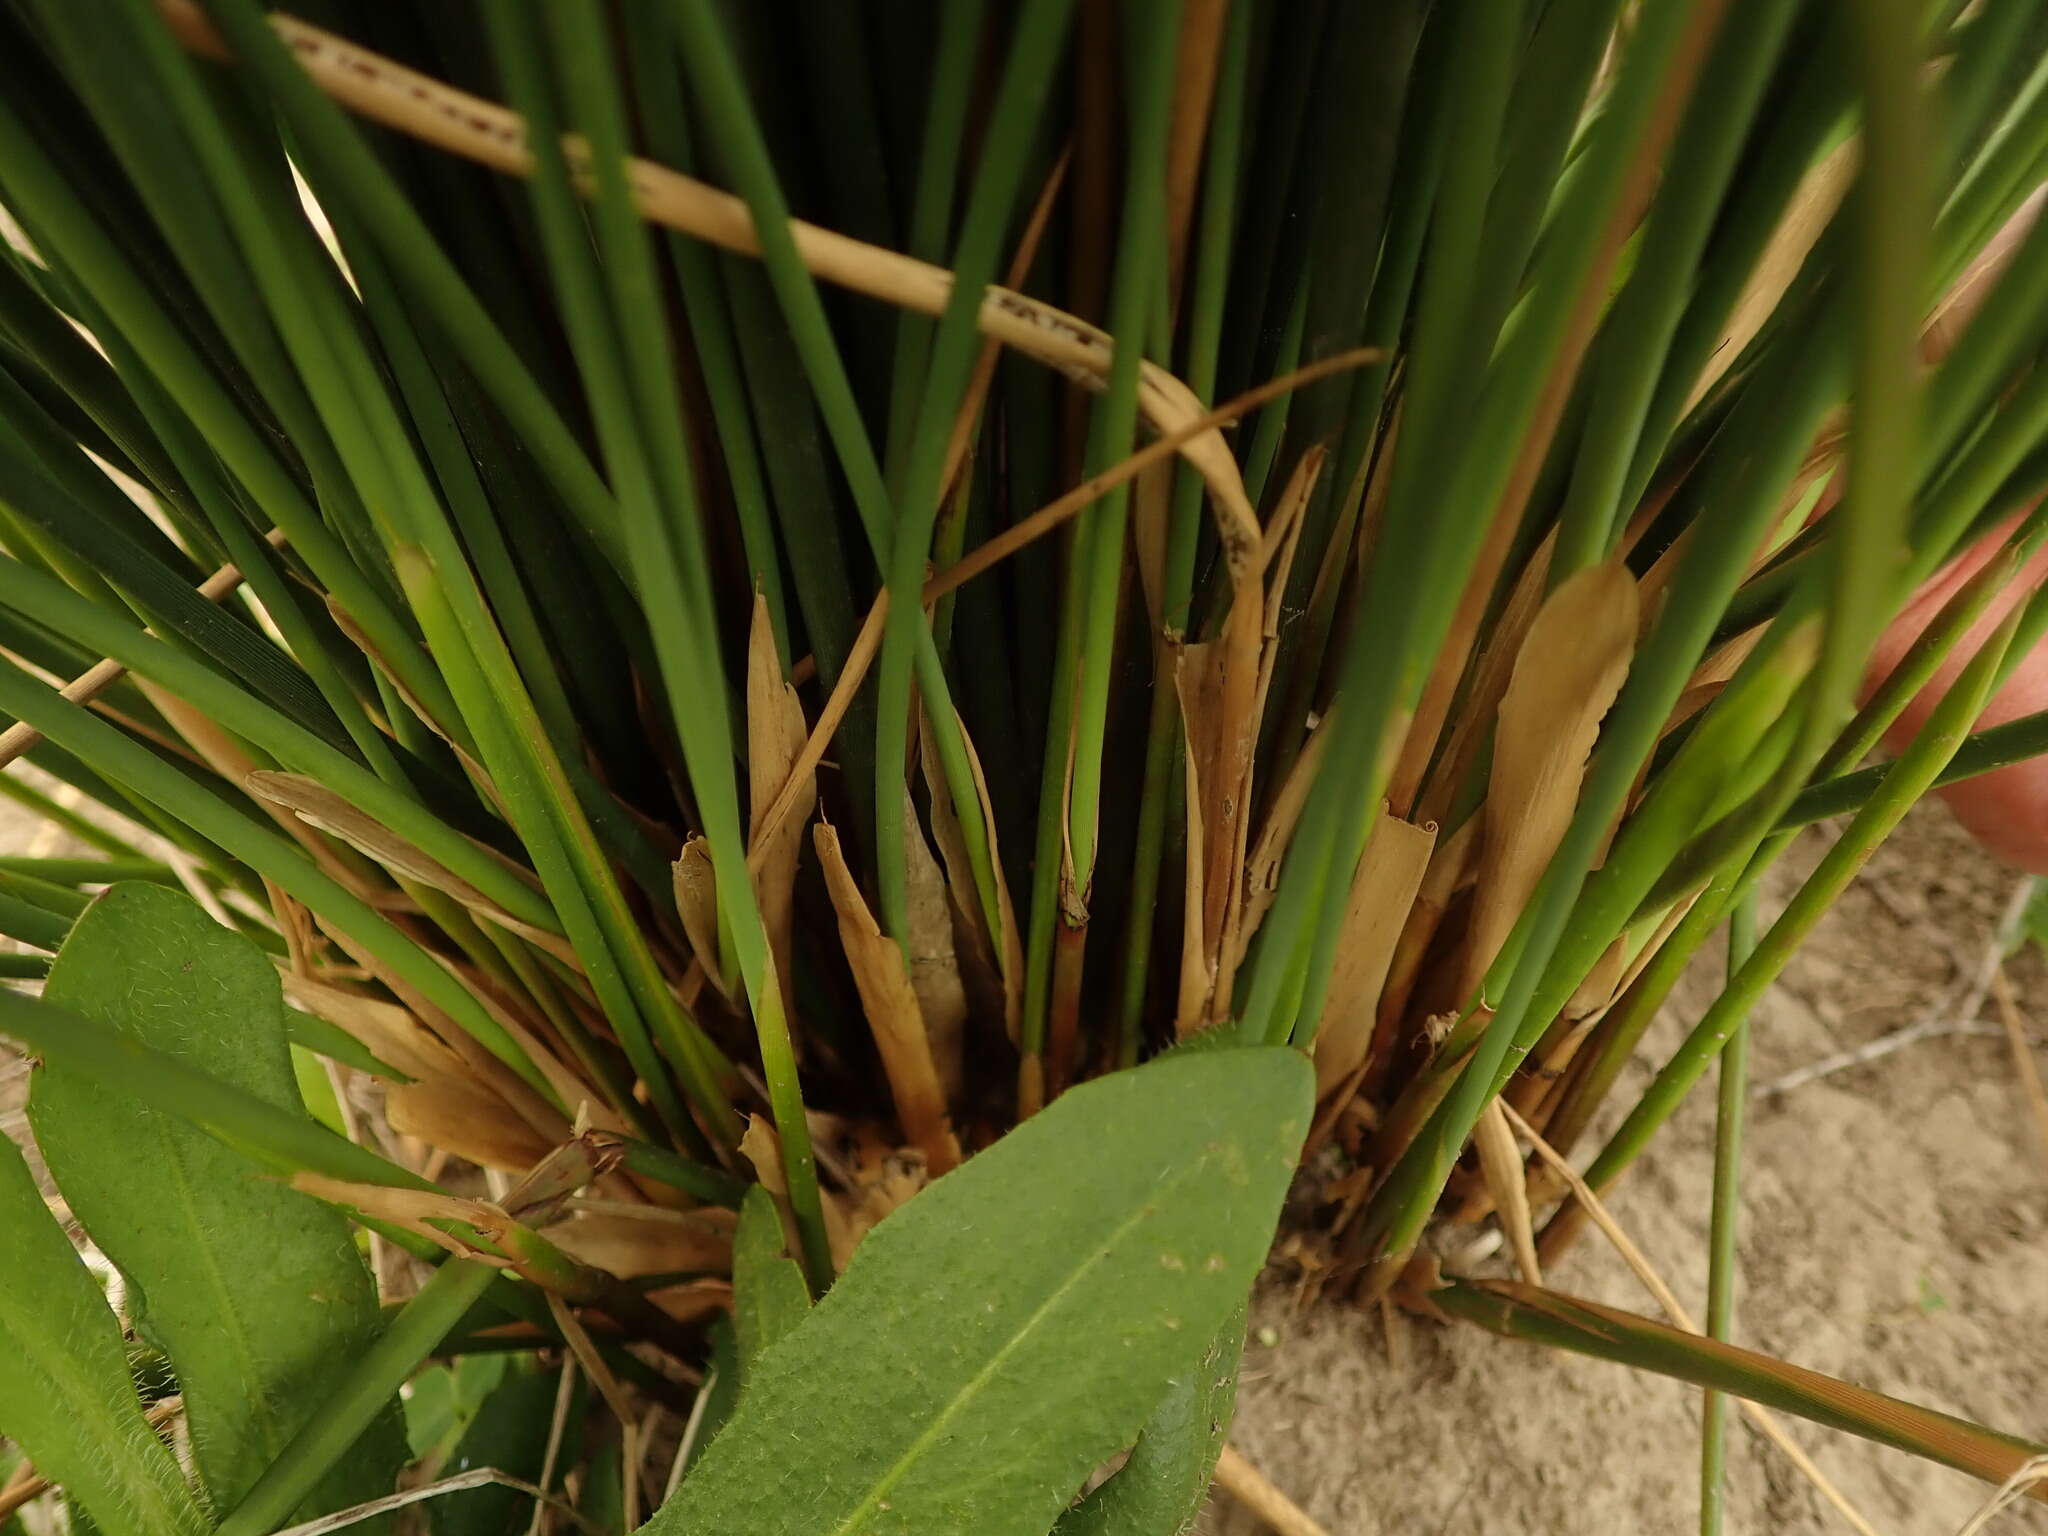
(1211, 804, 2048, 1535)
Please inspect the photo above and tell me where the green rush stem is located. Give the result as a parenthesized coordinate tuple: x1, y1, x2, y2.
(214, 1260, 501, 1536)
(1358, 286, 1848, 1271)
(1111, 0, 1255, 1068)
(1235, 0, 1528, 1050)
(1699, 889, 1756, 1536)
(1278, 0, 1726, 1080)
(1543, 529, 2045, 1185)
(172, 21, 741, 1150)
(0, 855, 173, 885)
(881, 0, 981, 487)
(0, 771, 146, 859)
(191, 0, 629, 574)
(869, 0, 1076, 951)
(660, 0, 1040, 963)
(1538, 875, 1738, 1167)
(622, 32, 792, 666)
(1023, 563, 1088, 1068)
(0, 558, 558, 933)
(1058, 0, 1181, 1031)
(1549, 0, 1803, 579)
(0, 656, 567, 1101)
(0, 90, 461, 742)
(539, 0, 826, 1280)
(1810, 0, 1925, 749)
(1238, 280, 1309, 514)
(1436, 1280, 2048, 1488)
(1568, 607, 2021, 1233)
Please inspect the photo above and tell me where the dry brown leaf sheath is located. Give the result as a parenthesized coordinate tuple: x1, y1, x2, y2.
(1462, 559, 1640, 998)
(813, 822, 963, 1175)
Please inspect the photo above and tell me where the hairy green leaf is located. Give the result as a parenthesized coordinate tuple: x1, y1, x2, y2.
(650, 1046, 1311, 1536)
(732, 1185, 812, 1376)
(0, 1130, 207, 1535)
(1053, 1306, 1244, 1536)
(28, 882, 403, 1524)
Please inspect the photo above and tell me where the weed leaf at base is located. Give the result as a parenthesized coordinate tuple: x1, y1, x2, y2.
(28, 882, 403, 1525)
(650, 1046, 1310, 1536)
(0, 1131, 208, 1535)
(733, 1184, 812, 1375)
(1052, 1304, 1245, 1536)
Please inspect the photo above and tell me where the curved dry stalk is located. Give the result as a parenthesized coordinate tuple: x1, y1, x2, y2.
(1955, 1455, 2048, 1536)
(154, 0, 1271, 581)
(273, 1467, 594, 1536)
(746, 349, 1383, 871)
(1212, 1445, 1331, 1536)
(1496, 1101, 1882, 1536)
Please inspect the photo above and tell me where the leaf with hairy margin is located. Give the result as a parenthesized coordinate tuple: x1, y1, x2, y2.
(732, 1184, 812, 1375)
(28, 883, 403, 1525)
(649, 1046, 1310, 1536)
(0, 1132, 207, 1535)
(1053, 1305, 1245, 1535)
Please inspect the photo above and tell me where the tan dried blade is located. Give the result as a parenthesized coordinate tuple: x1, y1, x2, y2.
(247, 770, 493, 901)
(917, 702, 1024, 1044)
(672, 837, 730, 999)
(747, 594, 811, 1026)
(813, 822, 961, 1174)
(1239, 721, 1327, 949)
(245, 771, 574, 964)
(1414, 529, 1556, 829)
(1209, 448, 1326, 1012)
(1172, 646, 1218, 1038)
(1387, 502, 1534, 818)
(644, 1278, 734, 1327)
(1461, 560, 1639, 997)
(1658, 624, 1768, 745)
(280, 968, 460, 1082)
(387, 1070, 559, 1173)
(1204, 590, 1263, 955)
(549, 1209, 734, 1279)
(430, 952, 629, 1141)
(1473, 1099, 1541, 1285)
(266, 876, 318, 977)
(900, 787, 968, 1095)
(1688, 134, 1856, 412)
(141, 688, 361, 896)
(739, 1113, 860, 1271)
(1311, 808, 1436, 1096)
(840, 1133, 934, 1251)
(290, 1171, 507, 1259)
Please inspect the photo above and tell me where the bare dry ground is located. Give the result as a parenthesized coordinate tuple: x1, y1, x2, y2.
(1214, 804, 2048, 1534)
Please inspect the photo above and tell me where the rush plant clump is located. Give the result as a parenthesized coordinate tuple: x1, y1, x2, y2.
(0, 2, 2046, 1532)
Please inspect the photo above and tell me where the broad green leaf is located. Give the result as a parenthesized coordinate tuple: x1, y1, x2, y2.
(684, 1318, 743, 1474)
(579, 1433, 626, 1536)
(1053, 1306, 1245, 1536)
(0, 1131, 207, 1535)
(650, 1046, 1311, 1536)
(28, 882, 403, 1524)
(405, 1355, 513, 1462)
(732, 1184, 812, 1375)
(435, 1366, 567, 1536)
